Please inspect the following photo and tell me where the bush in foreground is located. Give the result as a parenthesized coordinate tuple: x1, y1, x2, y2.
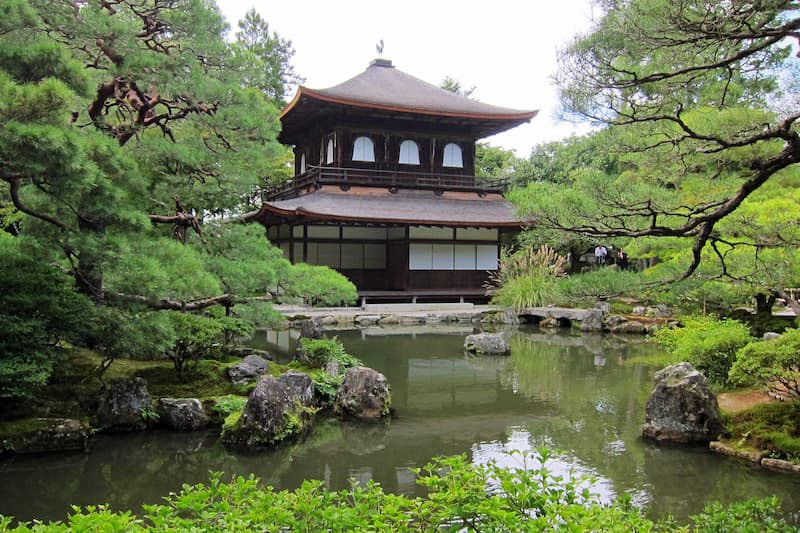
(0, 449, 795, 532)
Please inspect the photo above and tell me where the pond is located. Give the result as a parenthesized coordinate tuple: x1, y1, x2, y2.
(1, 325, 799, 524)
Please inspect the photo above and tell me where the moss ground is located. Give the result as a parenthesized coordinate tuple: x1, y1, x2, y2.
(724, 400, 800, 462)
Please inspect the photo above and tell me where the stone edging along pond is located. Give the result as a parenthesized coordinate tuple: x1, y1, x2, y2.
(710, 441, 800, 474)
(280, 304, 676, 334)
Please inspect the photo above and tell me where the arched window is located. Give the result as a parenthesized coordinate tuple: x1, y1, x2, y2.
(352, 136, 375, 162)
(399, 140, 420, 165)
(325, 138, 334, 164)
(443, 143, 463, 168)
(300, 153, 307, 174)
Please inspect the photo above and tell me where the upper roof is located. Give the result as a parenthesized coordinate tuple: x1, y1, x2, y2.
(257, 186, 525, 228)
(279, 59, 538, 144)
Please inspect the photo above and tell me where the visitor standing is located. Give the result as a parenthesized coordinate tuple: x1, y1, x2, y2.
(617, 249, 629, 270)
(594, 245, 608, 266)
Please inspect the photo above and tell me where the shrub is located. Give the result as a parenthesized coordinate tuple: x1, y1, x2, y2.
(282, 263, 357, 307)
(652, 316, 753, 386)
(730, 327, 800, 399)
(0, 449, 794, 531)
(556, 268, 643, 301)
(297, 337, 361, 369)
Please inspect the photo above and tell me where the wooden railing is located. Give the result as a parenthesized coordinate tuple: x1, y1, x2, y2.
(265, 166, 508, 200)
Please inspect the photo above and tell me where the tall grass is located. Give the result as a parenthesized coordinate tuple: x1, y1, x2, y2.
(487, 245, 566, 309)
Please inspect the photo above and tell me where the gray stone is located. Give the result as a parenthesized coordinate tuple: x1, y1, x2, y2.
(482, 309, 520, 325)
(227, 355, 270, 386)
(763, 331, 782, 341)
(298, 318, 323, 339)
(319, 315, 339, 326)
(0, 418, 88, 455)
(608, 320, 648, 334)
(654, 304, 673, 318)
(324, 358, 340, 378)
(95, 378, 152, 430)
(334, 367, 392, 421)
(642, 362, 723, 444)
(156, 398, 209, 431)
(580, 309, 605, 332)
(222, 375, 312, 449)
(464, 332, 510, 355)
(632, 306, 647, 316)
(279, 371, 315, 407)
(594, 300, 611, 313)
(377, 314, 400, 325)
(538, 317, 560, 328)
(355, 314, 381, 326)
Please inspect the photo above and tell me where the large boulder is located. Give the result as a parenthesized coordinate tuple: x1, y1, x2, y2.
(95, 377, 152, 431)
(334, 367, 392, 421)
(0, 418, 88, 455)
(221, 376, 312, 449)
(464, 332, 510, 355)
(227, 355, 270, 386)
(642, 362, 723, 444)
(156, 398, 209, 431)
(279, 371, 315, 407)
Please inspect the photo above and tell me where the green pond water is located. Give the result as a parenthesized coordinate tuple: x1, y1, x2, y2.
(1, 325, 799, 524)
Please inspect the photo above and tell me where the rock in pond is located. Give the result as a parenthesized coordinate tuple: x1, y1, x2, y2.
(334, 367, 392, 421)
(464, 332, 510, 355)
(95, 377, 152, 431)
(0, 418, 88, 455)
(227, 354, 269, 386)
(221, 375, 312, 449)
(279, 371, 315, 407)
(580, 309, 605, 332)
(156, 398, 209, 431)
(642, 362, 723, 444)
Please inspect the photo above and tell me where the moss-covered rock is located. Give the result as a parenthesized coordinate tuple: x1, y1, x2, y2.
(221, 376, 313, 449)
(0, 418, 88, 455)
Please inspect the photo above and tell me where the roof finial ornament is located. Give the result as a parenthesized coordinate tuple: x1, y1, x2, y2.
(376, 39, 384, 57)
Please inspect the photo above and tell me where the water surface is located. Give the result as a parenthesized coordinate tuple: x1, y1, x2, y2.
(1, 326, 799, 524)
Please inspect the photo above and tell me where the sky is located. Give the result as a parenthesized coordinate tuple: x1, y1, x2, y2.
(217, 1, 597, 156)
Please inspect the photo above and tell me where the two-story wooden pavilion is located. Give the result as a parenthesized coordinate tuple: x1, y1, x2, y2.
(257, 59, 537, 303)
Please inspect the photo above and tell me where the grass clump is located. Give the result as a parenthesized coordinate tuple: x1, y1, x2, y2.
(727, 401, 800, 462)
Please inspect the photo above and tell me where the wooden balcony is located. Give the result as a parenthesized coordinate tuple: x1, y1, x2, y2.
(265, 166, 508, 201)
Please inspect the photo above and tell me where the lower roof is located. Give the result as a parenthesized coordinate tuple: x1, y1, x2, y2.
(257, 186, 525, 228)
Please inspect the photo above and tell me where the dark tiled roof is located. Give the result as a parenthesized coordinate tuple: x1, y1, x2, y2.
(279, 60, 538, 143)
(258, 187, 525, 227)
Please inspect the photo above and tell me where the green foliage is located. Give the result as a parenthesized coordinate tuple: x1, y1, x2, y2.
(0, 237, 95, 398)
(730, 328, 800, 398)
(281, 263, 357, 307)
(0, 449, 794, 531)
(296, 337, 362, 406)
(0, 0, 318, 397)
(557, 268, 644, 302)
(653, 317, 754, 386)
(488, 245, 566, 309)
(689, 496, 796, 533)
(211, 395, 248, 419)
(512, 0, 800, 308)
(726, 402, 800, 462)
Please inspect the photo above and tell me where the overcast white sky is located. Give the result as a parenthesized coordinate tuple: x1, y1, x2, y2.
(218, 1, 597, 156)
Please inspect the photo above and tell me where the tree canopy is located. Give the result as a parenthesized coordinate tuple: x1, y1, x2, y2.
(512, 0, 799, 284)
(0, 0, 354, 396)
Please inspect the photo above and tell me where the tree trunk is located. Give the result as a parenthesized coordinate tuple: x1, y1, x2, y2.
(76, 217, 105, 302)
(754, 293, 776, 315)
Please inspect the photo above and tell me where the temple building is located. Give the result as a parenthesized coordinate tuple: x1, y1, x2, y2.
(257, 59, 537, 302)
